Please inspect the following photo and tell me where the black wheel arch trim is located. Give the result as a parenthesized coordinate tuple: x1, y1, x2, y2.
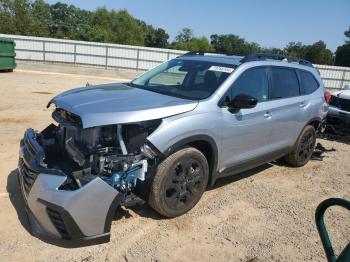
(163, 134, 219, 186)
(307, 117, 322, 130)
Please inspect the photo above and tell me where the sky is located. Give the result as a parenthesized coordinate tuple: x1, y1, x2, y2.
(45, 0, 350, 51)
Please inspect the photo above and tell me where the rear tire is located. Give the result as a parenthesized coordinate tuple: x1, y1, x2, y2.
(284, 125, 316, 167)
(148, 147, 209, 218)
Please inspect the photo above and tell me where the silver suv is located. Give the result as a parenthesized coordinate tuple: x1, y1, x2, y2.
(18, 52, 329, 245)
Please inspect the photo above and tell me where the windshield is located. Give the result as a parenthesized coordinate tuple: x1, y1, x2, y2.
(131, 59, 236, 100)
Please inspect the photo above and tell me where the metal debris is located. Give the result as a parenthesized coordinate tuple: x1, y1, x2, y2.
(311, 143, 336, 161)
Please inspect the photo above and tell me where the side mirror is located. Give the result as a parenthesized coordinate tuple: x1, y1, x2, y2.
(228, 94, 258, 110)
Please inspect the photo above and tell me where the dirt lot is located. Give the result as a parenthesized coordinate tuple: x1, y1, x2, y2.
(0, 63, 349, 262)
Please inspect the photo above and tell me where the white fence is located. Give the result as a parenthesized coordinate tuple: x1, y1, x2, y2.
(1, 34, 350, 90)
(0, 34, 186, 71)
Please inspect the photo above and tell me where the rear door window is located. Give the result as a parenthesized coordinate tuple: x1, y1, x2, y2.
(299, 70, 319, 94)
(270, 67, 300, 99)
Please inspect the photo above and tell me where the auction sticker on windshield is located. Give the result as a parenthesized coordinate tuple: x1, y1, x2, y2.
(208, 66, 235, 73)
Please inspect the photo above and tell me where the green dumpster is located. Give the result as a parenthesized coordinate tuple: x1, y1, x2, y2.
(0, 38, 16, 72)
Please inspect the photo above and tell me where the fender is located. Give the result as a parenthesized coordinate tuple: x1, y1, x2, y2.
(162, 134, 219, 187)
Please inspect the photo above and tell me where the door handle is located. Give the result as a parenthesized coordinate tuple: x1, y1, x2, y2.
(264, 112, 272, 118)
(299, 102, 306, 108)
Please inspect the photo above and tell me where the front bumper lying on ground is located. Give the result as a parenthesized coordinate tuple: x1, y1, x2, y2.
(18, 129, 122, 246)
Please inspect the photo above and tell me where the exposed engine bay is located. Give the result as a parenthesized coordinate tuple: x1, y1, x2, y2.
(39, 107, 161, 201)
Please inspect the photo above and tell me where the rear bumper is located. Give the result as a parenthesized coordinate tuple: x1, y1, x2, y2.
(18, 129, 122, 246)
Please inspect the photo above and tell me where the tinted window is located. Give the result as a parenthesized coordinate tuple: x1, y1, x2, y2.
(194, 69, 229, 86)
(299, 70, 319, 94)
(132, 59, 236, 100)
(222, 68, 268, 105)
(270, 68, 300, 99)
(149, 65, 187, 86)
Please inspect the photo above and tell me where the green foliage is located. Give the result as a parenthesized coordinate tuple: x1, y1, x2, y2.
(345, 27, 350, 44)
(110, 9, 144, 45)
(210, 34, 261, 55)
(0, 1, 164, 46)
(0, 0, 17, 34)
(146, 28, 169, 48)
(0, 1, 348, 66)
(335, 28, 350, 67)
(31, 0, 51, 36)
(303, 41, 333, 65)
(49, 2, 92, 39)
(283, 41, 333, 65)
(284, 42, 305, 57)
(175, 28, 193, 43)
(137, 20, 169, 48)
(171, 29, 213, 52)
(335, 44, 350, 67)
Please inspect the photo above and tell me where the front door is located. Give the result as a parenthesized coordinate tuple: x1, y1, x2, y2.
(219, 67, 273, 174)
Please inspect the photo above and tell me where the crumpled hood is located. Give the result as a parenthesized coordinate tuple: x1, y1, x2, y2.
(50, 83, 198, 128)
(332, 89, 350, 100)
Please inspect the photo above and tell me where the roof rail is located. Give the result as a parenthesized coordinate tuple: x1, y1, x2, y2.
(240, 53, 314, 68)
(181, 51, 206, 56)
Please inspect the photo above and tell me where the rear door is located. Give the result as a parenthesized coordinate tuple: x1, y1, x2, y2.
(266, 67, 305, 154)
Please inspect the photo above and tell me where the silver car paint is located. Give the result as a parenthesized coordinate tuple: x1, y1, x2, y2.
(328, 89, 350, 119)
(51, 83, 198, 128)
(28, 173, 118, 237)
(51, 60, 325, 175)
(20, 57, 327, 243)
(148, 61, 326, 173)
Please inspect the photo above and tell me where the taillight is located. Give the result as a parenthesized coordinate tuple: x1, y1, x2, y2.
(324, 90, 331, 104)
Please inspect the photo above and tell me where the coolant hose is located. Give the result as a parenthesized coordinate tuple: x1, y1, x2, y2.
(117, 125, 128, 155)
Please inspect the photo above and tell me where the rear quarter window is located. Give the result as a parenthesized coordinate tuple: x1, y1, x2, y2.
(270, 67, 300, 99)
(299, 70, 319, 95)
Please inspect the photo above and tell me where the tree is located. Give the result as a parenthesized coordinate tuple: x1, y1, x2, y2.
(13, 0, 37, 35)
(284, 42, 306, 58)
(0, 0, 342, 65)
(345, 27, 350, 43)
(31, 0, 52, 37)
(335, 44, 350, 67)
(0, 0, 16, 34)
(175, 28, 193, 43)
(144, 27, 169, 48)
(283, 41, 333, 65)
(171, 28, 213, 52)
(49, 2, 92, 39)
(335, 27, 350, 67)
(303, 41, 333, 65)
(109, 9, 144, 45)
(83, 7, 114, 42)
(137, 21, 169, 48)
(210, 34, 260, 55)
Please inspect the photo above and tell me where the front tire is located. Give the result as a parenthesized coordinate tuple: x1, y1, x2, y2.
(284, 125, 316, 167)
(149, 147, 209, 218)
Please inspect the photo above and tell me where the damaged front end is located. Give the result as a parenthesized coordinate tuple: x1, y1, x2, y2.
(322, 94, 350, 143)
(18, 106, 161, 246)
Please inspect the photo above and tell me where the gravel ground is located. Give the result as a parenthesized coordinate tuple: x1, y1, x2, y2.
(0, 63, 349, 262)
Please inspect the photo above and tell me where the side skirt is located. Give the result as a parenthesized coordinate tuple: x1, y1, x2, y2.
(215, 148, 289, 180)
